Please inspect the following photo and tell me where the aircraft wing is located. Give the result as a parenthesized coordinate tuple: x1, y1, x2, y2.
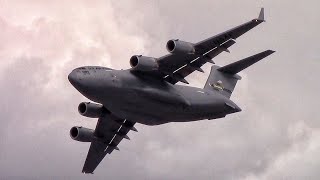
(82, 113, 137, 174)
(157, 8, 265, 84)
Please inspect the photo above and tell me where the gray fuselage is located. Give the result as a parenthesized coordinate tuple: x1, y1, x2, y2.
(68, 66, 240, 125)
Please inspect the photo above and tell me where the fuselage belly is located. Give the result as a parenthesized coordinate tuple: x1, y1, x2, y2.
(68, 67, 240, 125)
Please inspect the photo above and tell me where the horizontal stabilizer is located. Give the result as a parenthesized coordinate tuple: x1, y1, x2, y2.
(218, 50, 275, 74)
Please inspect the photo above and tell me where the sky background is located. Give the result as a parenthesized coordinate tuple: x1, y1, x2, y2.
(0, 0, 319, 179)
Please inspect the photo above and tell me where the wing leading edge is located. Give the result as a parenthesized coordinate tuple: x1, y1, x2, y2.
(82, 113, 137, 174)
(157, 8, 266, 84)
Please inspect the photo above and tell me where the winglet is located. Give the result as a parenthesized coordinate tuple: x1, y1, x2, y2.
(258, 8, 265, 22)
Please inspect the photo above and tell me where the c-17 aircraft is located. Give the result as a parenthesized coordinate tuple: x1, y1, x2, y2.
(68, 8, 274, 174)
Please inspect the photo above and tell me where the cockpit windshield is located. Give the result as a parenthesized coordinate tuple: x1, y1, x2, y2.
(76, 66, 113, 71)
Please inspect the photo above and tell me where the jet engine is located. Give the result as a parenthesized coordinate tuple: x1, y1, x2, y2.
(78, 102, 104, 118)
(166, 39, 195, 54)
(130, 55, 159, 71)
(70, 126, 94, 142)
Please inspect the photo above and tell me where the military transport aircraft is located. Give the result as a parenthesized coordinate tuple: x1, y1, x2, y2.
(68, 8, 274, 174)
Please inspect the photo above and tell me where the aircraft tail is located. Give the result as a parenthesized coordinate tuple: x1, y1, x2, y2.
(204, 50, 275, 98)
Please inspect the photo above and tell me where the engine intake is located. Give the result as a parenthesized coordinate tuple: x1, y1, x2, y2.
(70, 126, 94, 142)
(130, 55, 158, 72)
(166, 39, 195, 54)
(78, 102, 104, 118)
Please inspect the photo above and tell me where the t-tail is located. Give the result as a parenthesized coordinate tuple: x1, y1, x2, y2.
(204, 50, 275, 98)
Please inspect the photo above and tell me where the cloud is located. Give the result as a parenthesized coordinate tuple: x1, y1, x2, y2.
(0, 0, 319, 180)
(243, 121, 320, 180)
(0, 0, 155, 177)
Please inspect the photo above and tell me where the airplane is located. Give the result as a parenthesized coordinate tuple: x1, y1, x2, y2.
(68, 8, 275, 174)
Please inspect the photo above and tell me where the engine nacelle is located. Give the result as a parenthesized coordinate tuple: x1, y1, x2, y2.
(130, 55, 158, 72)
(70, 126, 94, 142)
(78, 102, 104, 118)
(166, 39, 195, 54)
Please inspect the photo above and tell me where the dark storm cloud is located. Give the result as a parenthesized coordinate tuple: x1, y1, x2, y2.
(0, 1, 320, 180)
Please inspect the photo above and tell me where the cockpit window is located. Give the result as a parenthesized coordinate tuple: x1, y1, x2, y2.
(102, 67, 113, 71)
(102, 67, 113, 70)
(82, 70, 90, 75)
(76, 66, 113, 71)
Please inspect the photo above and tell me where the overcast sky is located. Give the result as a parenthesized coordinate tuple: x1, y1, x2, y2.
(0, 1, 319, 179)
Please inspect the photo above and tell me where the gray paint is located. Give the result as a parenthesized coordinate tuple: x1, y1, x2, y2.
(1, 1, 319, 179)
(68, 9, 274, 173)
(68, 67, 241, 125)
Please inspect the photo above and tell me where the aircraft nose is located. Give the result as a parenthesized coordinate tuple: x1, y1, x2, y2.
(68, 70, 79, 87)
